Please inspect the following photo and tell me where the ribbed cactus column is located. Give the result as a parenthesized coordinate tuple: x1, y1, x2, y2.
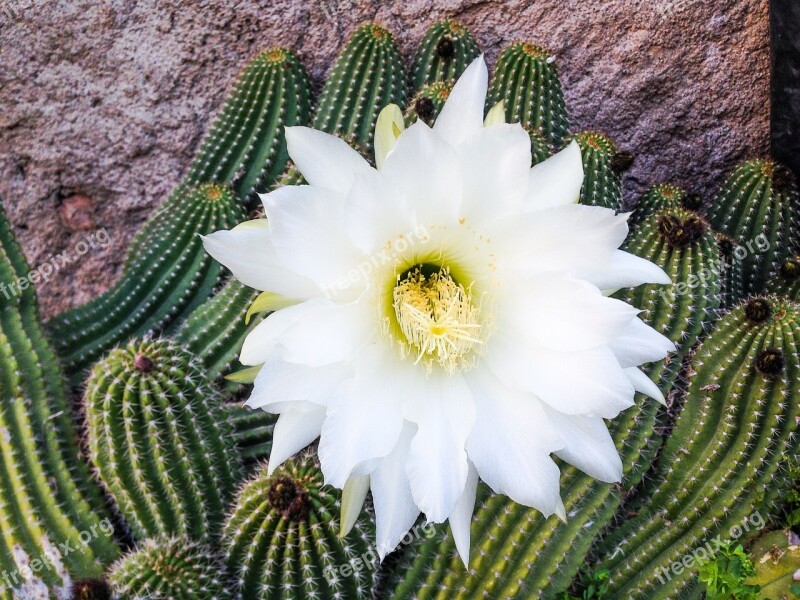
(717, 232, 745, 308)
(109, 536, 230, 599)
(706, 159, 800, 295)
(597, 296, 800, 600)
(225, 404, 276, 468)
(405, 81, 453, 127)
(224, 453, 377, 599)
(381, 207, 721, 600)
(184, 48, 312, 205)
(566, 131, 631, 210)
(411, 19, 480, 90)
(46, 184, 245, 379)
(85, 338, 241, 542)
(770, 255, 800, 300)
(313, 22, 407, 149)
(630, 183, 701, 229)
(486, 41, 570, 146)
(0, 203, 118, 594)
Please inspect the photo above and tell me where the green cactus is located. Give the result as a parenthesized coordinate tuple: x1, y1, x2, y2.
(410, 19, 480, 91)
(405, 81, 453, 127)
(184, 48, 312, 206)
(223, 452, 377, 599)
(381, 206, 721, 600)
(770, 254, 800, 301)
(0, 202, 118, 594)
(706, 158, 800, 295)
(487, 41, 570, 147)
(46, 183, 245, 380)
(716, 232, 746, 308)
(225, 404, 276, 468)
(108, 536, 230, 599)
(565, 131, 631, 210)
(313, 22, 407, 149)
(630, 183, 702, 229)
(597, 296, 800, 599)
(85, 338, 241, 542)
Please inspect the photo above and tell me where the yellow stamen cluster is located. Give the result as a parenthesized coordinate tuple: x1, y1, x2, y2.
(392, 268, 483, 371)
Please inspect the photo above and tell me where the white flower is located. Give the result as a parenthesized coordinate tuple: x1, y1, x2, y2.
(202, 56, 674, 566)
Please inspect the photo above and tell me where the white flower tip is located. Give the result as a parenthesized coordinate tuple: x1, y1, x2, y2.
(266, 458, 279, 476)
(483, 100, 506, 127)
(375, 104, 406, 170)
(555, 499, 567, 523)
(339, 475, 370, 539)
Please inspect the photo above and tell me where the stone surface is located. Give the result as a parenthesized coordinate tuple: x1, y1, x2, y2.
(0, 0, 770, 318)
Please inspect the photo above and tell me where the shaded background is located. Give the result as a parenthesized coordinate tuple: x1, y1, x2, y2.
(0, 0, 779, 318)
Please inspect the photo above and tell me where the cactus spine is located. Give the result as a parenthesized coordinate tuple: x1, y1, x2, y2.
(85, 338, 241, 542)
(109, 536, 230, 599)
(313, 23, 408, 149)
(487, 41, 570, 146)
(706, 159, 800, 295)
(0, 202, 118, 593)
(770, 254, 800, 300)
(225, 404, 276, 468)
(411, 19, 480, 90)
(597, 296, 800, 599)
(566, 131, 630, 210)
(223, 453, 376, 599)
(382, 207, 722, 600)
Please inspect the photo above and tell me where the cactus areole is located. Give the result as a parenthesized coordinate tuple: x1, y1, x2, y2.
(202, 56, 674, 566)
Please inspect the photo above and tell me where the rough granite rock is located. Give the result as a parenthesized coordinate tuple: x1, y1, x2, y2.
(0, 0, 769, 318)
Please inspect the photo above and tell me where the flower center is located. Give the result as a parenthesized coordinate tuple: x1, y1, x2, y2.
(392, 266, 484, 371)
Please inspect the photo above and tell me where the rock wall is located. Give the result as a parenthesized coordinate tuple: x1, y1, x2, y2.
(0, 0, 770, 318)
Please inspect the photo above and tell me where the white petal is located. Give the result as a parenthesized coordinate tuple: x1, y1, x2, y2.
(246, 360, 347, 411)
(267, 406, 326, 475)
(542, 405, 622, 483)
(465, 368, 563, 515)
(449, 461, 478, 568)
(263, 185, 365, 291)
(201, 221, 318, 299)
(457, 123, 532, 224)
(583, 250, 671, 290)
(340, 475, 370, 537)
(403, 372, 475, 523)
(370, 423, 421, 560)
(608, 317, 675, 368)
(526, 141, 584, 209)
(434, 55, 488, 146)
(498, 274, 638, 351)
(374, 104, 405, 170)
(625, 367, 666, 404)
(485, 334, 634, 418)
(285, 126, 373, 194)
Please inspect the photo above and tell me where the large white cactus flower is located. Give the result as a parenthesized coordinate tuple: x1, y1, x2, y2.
(202, 56, 673, 565)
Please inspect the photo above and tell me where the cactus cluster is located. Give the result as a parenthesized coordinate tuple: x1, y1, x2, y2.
(1, 16, 799, 600)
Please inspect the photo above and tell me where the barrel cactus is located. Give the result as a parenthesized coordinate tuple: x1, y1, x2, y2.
(411, 19, 480, 90)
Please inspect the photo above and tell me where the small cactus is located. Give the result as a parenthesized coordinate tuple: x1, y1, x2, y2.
(566, 131, 631, 210)
(47, 183, 245, 380)
(223, 453, 377, 599)
(630, 183, 702, 228)
(405, 81, 453, 127)
(85, 338, 241, 542)
(108, 536, 230, 600)
(487, 41, 570, 146)
(598, 296, 800, 599)
(410, 19, 480, 90)
(770, 254, 800, 300)
(706, 158, 800, 295)
(313, 22, 407, 149)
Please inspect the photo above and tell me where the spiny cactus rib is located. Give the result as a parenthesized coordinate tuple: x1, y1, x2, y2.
(716, 232, 745, 308)
(313, 22, 408, 148)
(85, 338, 241, 542)
(381, 207, 721, 600)
(597, 296, 800, 600)
(706, 158, 800, 295)
(487, 41, 570, 147)
(109, 536, 230, 600)
(0, 202, 118, 594)
(770, 254, 800, 301)
(630, 183, 702, 229)
(224, 453, 377, 600)
(184, 48, 312, 206)
(411, 19, 480, 91)
(405, 81, 453, 128)
(225, 404, 276, 468)
(566, 131, 630, 210)
(46, 184, 245, 380)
